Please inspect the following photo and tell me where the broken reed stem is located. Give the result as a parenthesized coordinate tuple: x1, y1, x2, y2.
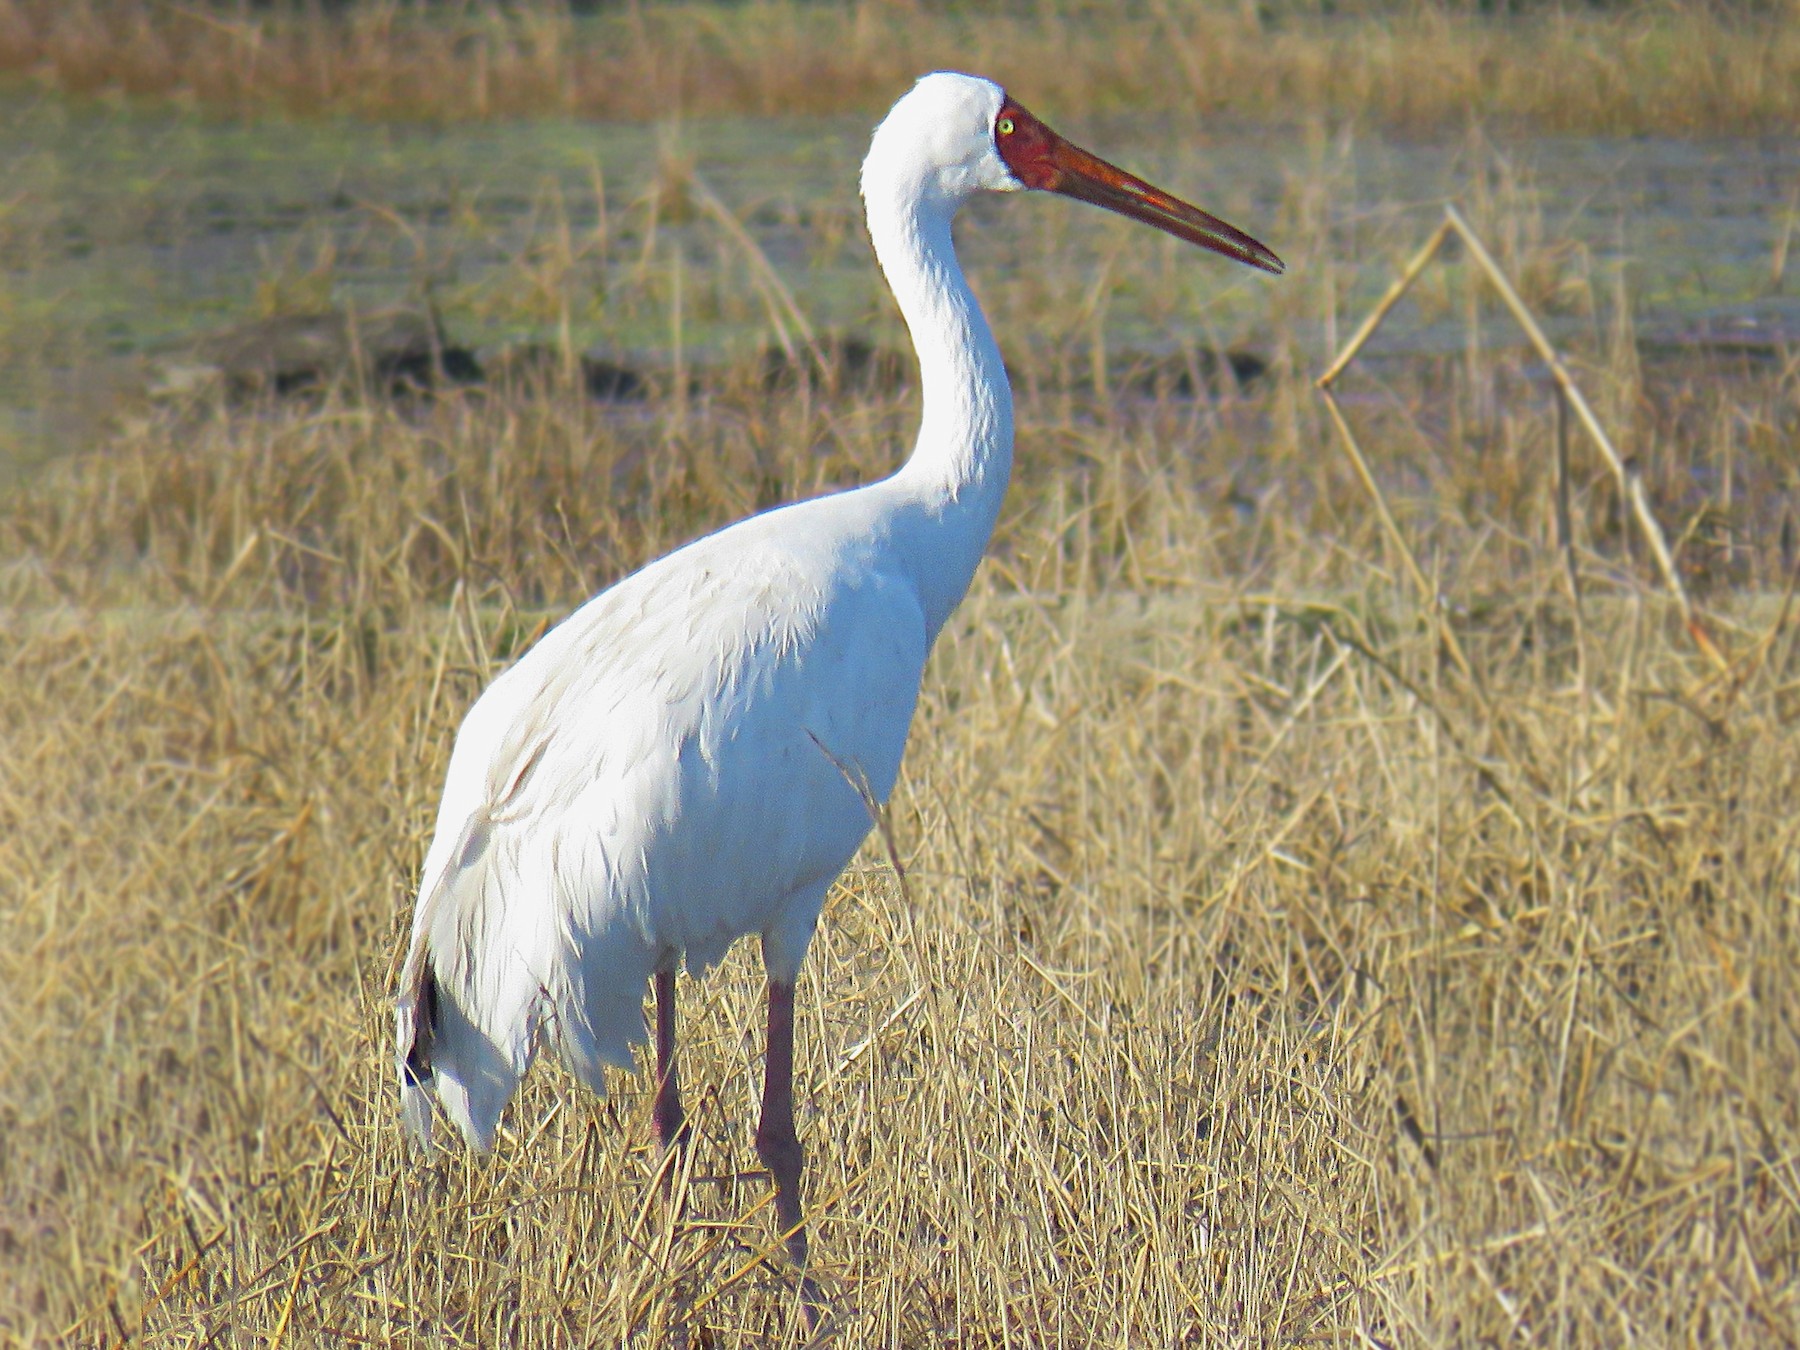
(1318, 387, 1477, 690)
(1317, 203, 1727, 674)
(1315, 217, 1454, 387)
(1555, 389, 1592, 722)
(1440, 204, 1724, 671)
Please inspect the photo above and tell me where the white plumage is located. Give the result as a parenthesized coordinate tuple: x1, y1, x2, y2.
(398, 491, 932, 1142)
(395, 70, 1280, 1271)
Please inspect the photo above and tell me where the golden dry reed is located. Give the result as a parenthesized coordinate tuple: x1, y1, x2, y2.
(1, 0, 1799, 132)
(4, 79, 1800, 1346)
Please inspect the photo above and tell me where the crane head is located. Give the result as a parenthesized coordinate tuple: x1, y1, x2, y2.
(863, 73, 1283, 277)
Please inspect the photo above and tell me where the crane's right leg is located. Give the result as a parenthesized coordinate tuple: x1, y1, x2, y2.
(652, 968, 688, 1150)
(755, 979, 807, 1268)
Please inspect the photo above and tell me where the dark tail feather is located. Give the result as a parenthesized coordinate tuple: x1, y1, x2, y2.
(397, 958, 442, 1146)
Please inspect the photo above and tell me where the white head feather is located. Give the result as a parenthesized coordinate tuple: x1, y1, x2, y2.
(860, 72, 1023, 212)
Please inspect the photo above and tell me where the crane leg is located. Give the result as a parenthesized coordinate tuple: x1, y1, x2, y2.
(755, 979, 808, 1268)
(653, 968, 688, 1151)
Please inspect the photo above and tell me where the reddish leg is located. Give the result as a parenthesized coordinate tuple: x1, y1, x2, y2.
(755, 979, 809, 1268)
(653, 968, 688, 1151)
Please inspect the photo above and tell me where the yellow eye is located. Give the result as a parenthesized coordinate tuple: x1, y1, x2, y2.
(997, 117, 1015, 135)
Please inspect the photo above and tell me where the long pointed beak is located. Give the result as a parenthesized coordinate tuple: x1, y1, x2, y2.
(997, 100, 1284, 276)
(1045, 139, 1285, 275)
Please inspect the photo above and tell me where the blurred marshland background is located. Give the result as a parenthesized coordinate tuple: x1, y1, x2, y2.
(3, 1, 1799, 1345)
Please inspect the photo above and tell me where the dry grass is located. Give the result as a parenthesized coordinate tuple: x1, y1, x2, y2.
(1, 0, 1799, 133)
(5, 109, 1800, 1346)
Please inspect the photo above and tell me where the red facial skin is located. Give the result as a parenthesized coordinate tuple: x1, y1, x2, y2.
(992, 96, 1284, 276)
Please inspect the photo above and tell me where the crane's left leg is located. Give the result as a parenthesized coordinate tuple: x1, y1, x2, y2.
(755, 979, 808, 1268)
(653, 968, 688, 1150)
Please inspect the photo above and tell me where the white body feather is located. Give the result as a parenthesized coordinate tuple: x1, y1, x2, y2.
(396, 72, 1023, 1149)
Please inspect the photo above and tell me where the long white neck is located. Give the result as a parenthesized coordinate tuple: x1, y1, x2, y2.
(865, 184, 1015, 641)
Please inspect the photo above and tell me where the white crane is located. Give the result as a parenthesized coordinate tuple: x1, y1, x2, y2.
(395, 71, 1281, 1273)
